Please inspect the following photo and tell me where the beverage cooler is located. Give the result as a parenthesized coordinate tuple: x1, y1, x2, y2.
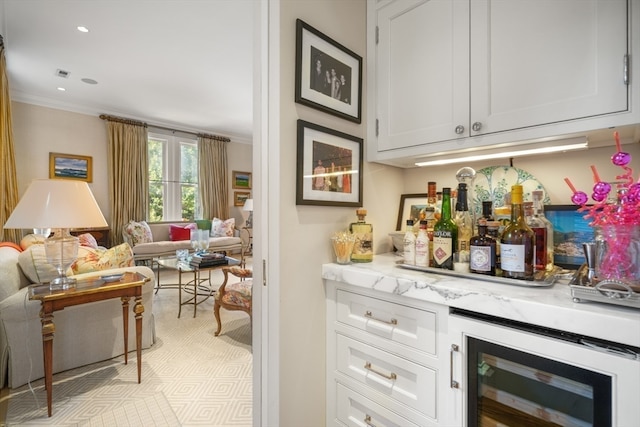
(448, 309, 640, 427)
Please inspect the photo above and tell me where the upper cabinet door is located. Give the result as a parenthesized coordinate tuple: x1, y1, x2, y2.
(376, 0, 469, 152)
(470, 0, 629, 136)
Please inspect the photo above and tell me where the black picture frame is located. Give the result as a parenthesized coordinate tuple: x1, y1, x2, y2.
(296, 120, 363, 207)
(295, 19, 362, 123)
(545, 204, 594, 269)
(396, 194, 428, 231)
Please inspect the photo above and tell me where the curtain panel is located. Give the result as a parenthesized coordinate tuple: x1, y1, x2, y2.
(198, 136, 229, 220)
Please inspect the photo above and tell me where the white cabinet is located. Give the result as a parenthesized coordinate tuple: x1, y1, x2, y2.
(369, 0, 638, 166)
(326, 282, 455, 427)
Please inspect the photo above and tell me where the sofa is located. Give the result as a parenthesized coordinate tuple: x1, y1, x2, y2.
(0, 243, 156, 389)
(123, 220, 245, 265)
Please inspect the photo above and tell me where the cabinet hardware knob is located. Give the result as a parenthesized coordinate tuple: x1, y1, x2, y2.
(364, 361, 397, 380)
(364, 415, 376, 427)
(364, 310, 397, 325)
(450, 344, 460, 388)
(455, 125, 465, 134)
(472, 121, 482, 132)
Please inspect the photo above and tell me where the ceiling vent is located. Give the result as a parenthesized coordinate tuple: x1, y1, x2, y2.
(55, 69, 71, 78)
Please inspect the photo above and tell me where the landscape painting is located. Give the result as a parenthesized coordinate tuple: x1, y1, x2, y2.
(49, 152, 92, 182)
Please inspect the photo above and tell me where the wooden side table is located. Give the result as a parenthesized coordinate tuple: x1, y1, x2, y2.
(28, 272, 150, 417)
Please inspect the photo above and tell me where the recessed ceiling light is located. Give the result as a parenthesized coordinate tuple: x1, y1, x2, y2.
(77, 26, 89, 33)
(81, 78, 98, 85)
(57, 87, 66, 91)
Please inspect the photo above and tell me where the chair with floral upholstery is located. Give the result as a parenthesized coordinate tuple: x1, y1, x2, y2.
(214, 266, 252, 336)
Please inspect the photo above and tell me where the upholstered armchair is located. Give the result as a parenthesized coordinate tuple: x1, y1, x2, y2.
(214, 266, 252, 336)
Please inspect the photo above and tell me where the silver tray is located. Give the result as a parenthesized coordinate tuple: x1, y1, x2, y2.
(396, 262, 560, 288)
(569, 264, 640, 309)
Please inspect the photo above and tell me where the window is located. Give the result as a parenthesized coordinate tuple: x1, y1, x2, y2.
(148, 132, 199, 222)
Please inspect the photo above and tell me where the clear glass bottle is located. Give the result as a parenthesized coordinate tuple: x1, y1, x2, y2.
(532, 190, 554, 271)
(433, 188, 458, 270)
(415, 220, 429, 267)
(486, 220, 502, 276)
(470, 222, 496, 275)
(349, 208, 373, 263)
(455, 183, 473, 253)
(524, 201, 547, 272)
(403, 219, 416, 265)
(500, 185, 535, 280)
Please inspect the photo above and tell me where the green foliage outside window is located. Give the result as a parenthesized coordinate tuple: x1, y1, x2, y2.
(148, 139, 164, 222)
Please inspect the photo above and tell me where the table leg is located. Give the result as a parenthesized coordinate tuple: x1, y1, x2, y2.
(133, 295, 144, 384)
(121, 297, 130, 364)
(40, 307, 55, 417)
(178, 268, 183, 318)
(193, 270, 198, 318)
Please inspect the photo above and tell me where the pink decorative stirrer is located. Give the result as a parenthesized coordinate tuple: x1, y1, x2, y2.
(590, 165, 610, 202)
(564, 177, 588, 205)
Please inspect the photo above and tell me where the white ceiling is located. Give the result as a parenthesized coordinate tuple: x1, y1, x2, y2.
(1, 0, 254, 142)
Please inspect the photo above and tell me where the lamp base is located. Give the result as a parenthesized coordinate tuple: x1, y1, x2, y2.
(45, 228, 80, 291)
(49, 275, 77, 291)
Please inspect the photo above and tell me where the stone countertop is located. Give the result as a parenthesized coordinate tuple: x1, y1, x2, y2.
(322, 253, 640, 348)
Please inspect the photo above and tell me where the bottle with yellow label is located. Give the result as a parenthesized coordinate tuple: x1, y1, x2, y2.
(433, 188, 458, 269)
(349, 208, 373, 262)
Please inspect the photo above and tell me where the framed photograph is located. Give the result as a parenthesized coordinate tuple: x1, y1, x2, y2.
(295, 19, 362, 123)
(234, 191, 251, 207)
(396, 194, 428, 231)
(545, 205, 594, 269)
(49, 152, 93, 182)
(296, 120, 362, 207)
(232, 171, 252, 189)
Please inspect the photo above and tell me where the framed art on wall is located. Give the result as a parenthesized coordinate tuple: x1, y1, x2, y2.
(396, 194, 428, 231)
(295, 19, 362, 123)
(296, 120, 363, 207)
(49, 152, 93, 182)
(232, 171, 252, 189)
(234, 191, 251, 207)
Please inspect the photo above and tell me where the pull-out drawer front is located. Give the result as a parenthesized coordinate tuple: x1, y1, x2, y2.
(336, 333, 436, 419)
(336, 383, 422, 427)
(336, 289, 436, 354)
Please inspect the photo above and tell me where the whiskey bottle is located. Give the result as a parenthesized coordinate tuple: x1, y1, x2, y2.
(532, 190, 554, 271)
(469, 221, 496, 275)
(524, 201, 547, 272)
(349, 209, 373, 263)
(403, 219, 416, 265)
(433, 188, 458, 269)
(500, 185, 534, 280)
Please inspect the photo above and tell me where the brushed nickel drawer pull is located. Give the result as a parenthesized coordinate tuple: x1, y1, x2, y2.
(450, 344, 460, 389)
(364, 414, 376, 427)
(364, 310, 397, 325)
(364, 361, 397, 380)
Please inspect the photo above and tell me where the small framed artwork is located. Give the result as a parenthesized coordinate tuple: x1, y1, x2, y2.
(545, 205, 594, 269)
(296, 120, 362, 207)
(295, 19, 362, 123)
(232, 171, 252, 189)
(49, 152, 93, 182)
(234, 191, 251, 207)
(396, 194, 428, 231)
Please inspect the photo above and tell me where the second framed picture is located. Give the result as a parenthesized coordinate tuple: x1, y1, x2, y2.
(296, 120, 363, 207)
(295, 19, 362, 123)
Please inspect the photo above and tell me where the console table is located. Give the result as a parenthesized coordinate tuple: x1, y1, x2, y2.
(28, 272, 150, 416)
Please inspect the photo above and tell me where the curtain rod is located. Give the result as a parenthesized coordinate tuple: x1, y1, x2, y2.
(99, 114, 230, 142)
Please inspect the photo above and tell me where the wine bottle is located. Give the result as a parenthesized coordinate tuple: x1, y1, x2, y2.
(470, 221, 496, 275)
(500, 185, 534, 280)
(433, 188, 458, 269)
(455, 183, 473, 253)
(403, 219, 416, 265)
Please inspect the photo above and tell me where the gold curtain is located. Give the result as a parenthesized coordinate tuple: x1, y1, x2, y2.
(104, 117, 149, 246)
(0, 36, 22, 243)
(198, 135, 229, 220)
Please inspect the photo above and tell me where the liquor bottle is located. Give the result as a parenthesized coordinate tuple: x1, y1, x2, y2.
(532, 190, 554, 271)
(435, 192, 443, 220)
(427, 181, 437, 209)
(524, 201, 547, 272)
(479, 201, 494, 224)
(415, 220, 429, 267)
(424, 207, 436, 266)
(469, 221, 496, 275)
(433, 188, 458, 269)
(454, 183, 473, 253)
(403, 219, 416, 265)
(500, 185, 534, 280)
(486, 220, 502, 276)
(349, 208, 373, 263)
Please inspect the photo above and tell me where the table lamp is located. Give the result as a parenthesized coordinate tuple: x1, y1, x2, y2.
(243, 198, 253, 228)
(4, 179, 108, 290)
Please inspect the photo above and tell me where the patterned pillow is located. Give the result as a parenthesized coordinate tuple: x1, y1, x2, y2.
(70, 243, 134, 275)
(169, 223, 196, 241)
(124, 220, 153, 245)
(211, 218, 235, 237)
(78, 233, 99, 249)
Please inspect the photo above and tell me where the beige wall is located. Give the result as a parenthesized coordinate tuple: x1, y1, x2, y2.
(10, 101, 253, 227)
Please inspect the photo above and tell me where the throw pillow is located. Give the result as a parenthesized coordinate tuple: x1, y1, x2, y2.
(211, 218, 235, 237)
(0, 241, 22, 252)
(19, 233, 46, 250)
(169, 223, 196, 241)
(195, 219, 212, 231)
(124, 220, 153, 245)
(18, 244, 67, 284)
(71, 243, 134, 275)
(78, 233, 99, 249)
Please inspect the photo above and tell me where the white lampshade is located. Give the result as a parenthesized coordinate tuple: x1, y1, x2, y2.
(4, 179, 107, 229)
(243, 198, 253, 212)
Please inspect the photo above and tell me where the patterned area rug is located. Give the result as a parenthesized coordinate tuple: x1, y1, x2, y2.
(2, 267, 252, 426)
